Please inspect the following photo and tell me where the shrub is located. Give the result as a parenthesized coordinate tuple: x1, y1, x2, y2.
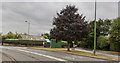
(109, 17, 120, 52)
(110, 42, 120, 52)
(77, 41, 88, 48)
(97, 36, 109, 50)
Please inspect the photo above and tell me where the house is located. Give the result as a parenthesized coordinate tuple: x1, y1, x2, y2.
(20, 34, 45, 41)
(21, 34, 52, 47)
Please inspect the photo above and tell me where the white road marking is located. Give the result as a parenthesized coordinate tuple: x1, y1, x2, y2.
(18, 49, 67, 61)
(1, 46, 67, 61)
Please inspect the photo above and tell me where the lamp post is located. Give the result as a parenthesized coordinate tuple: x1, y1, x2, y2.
(93, 0, 97, 55)
(25, 21, 30, 35)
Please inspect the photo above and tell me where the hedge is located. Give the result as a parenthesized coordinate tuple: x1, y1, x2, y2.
(50, 39, 68, 48)
(110, 41, 120, 52)
(3, 39, 44, 46)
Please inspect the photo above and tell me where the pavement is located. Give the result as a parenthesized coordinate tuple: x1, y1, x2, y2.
(75, 47, 119, 60)
(0, 46, 119, 63)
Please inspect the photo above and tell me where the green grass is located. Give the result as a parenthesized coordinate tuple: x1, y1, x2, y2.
(30, 47, 66, 50)
(30, 47, 118, 61)
(73, 51, 95, 56)
(97, 50, 119, 54)
(71, 51, 117, 60)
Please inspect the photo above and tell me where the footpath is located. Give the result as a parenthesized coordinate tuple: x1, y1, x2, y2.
(75, 47, 119, 61)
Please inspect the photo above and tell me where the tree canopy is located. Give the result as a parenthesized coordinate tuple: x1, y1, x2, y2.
(42, 33, 50, 39)
(109, 17, 120, 51)
(2, 31, 22, 40)
(83, 19, 112, 48)
(50, 5, 89, 51)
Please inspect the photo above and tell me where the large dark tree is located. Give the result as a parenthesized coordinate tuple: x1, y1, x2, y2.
(50, 5, 89, 51)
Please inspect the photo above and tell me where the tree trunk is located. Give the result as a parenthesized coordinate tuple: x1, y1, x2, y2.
(2, 42, 3, 45)
(67, 41, 70, 51)
(1, 40, 4, 45)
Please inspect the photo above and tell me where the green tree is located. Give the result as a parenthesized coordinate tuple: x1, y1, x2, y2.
(17, 34, 22, 39)
(2, 32, 22, 39)
(50, 5, 89, 51)
(23, 33, 28, 35)
(0, 33, 2, 41)
(0, 33, 1, 35)
(5, 32, 15, 39)
(42, 33, 50, 39)
(109, 17, 120, 51)
(0, 33, 3, 45)
(15, 32, 22, 39)
(92, 19, 111, 38)
(97, 36, 109, 50)
(83, 19, 111, 49)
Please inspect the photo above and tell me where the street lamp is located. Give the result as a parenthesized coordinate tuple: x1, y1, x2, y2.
(25, 21, 30, 46)
(93, 0, 97, 55)
(25, 21, 30, 35)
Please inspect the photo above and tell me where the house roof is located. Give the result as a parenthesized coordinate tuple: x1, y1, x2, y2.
(20, 34, 45, 41)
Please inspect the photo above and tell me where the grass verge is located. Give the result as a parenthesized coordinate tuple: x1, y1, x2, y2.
(97, 50, 119, 54)
(30, 47, 118, 61)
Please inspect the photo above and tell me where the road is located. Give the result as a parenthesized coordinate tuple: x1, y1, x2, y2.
(0, 46, 118, 63)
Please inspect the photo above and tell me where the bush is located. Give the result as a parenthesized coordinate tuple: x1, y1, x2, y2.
(50, 40, 68, 48)
(109, 17, 120, 52)
(109, 39, 120, 52)
(110, 42, 120, 52)
(97, 36, 110, 50)
(77, 41, 88, 48)
(3, 39, 44, 46)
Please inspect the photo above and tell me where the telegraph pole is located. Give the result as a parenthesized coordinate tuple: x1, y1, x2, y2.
(93, 0, 97, 55)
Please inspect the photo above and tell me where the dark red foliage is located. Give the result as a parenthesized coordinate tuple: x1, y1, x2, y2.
(50, 5, 89, 42)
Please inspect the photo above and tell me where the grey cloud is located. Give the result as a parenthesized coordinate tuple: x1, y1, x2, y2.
(2, 2, 118, 35)
(2, 0, 120, 2)
(0, 2, 2, 33)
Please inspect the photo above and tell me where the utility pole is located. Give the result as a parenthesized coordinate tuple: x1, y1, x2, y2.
(93, 0, 97, 55)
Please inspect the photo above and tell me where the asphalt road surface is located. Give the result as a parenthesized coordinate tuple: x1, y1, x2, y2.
(0, 46, 118, 63)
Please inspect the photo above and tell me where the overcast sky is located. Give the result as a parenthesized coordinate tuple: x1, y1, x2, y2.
(0, 1, 119, 35)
